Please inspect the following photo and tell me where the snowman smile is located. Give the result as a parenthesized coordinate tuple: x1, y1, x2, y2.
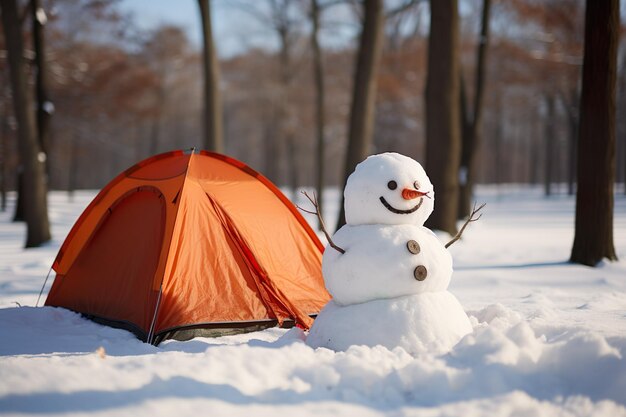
(379, 196, 423, 214)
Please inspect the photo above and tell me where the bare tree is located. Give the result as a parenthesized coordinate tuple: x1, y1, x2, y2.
(618, 49, 626, 195)
(232, 0, 305, 192)
(424, 0, 461, 235)
(336, 0, 385, 229)
(11, 0, 53, 221)
(198, 0, 224, 152)
(32, 0, 53, 162)
(458, 0, 490, 219)
(0, 105, 8, 212)
(272, 0, 300, 195)
(1, 0, 51, 247)
(310, 0, 325, 230)
(570, 0, 618, 266)
(0, 72, 9, 212)
(561, 88, 579, 196)
(140, 26, 192, 156)
(543, 93, 555, 196)
(11, 0, 53, 222)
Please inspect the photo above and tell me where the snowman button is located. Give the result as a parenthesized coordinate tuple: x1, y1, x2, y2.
(407, 240, 421, 254)
(414, 265, 427, 281)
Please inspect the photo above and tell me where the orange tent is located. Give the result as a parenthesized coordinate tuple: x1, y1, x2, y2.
(45, 150, 329, 344)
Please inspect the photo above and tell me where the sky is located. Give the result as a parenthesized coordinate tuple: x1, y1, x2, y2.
(117, 0, 360, 58)
(102, 1, 626, 61)
(118, 0, 254, 57)
(118, 0, 202, 45)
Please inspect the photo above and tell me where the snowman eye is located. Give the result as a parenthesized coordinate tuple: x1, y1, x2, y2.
(387, 181, 397, 190)
(413, 181, 420, 189)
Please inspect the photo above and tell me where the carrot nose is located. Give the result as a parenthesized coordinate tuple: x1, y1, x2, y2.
(402, 189, 429, 200)
(402, 188, 420, 200)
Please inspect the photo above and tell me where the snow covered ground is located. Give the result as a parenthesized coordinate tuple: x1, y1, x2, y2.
(1, 186, 625, 417)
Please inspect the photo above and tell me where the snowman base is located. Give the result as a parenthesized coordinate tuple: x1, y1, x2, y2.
(306, 291, 472, 356)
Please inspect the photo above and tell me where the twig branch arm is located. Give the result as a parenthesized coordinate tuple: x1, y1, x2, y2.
(445, 202, 486, 248)
(297, 191, 346, 254)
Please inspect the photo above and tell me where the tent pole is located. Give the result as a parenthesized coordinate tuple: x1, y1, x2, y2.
(35, 266, 53, 307)
(147, 287, 163, 345)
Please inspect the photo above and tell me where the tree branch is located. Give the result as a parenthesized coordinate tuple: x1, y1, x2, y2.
(319, 0, 348, 10)
(445, 202, 485, 248)
(386, 0, 422, 18)
(297, 191, 346, 254)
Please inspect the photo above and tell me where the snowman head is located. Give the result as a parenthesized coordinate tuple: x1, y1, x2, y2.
(344, 153, 434, 226)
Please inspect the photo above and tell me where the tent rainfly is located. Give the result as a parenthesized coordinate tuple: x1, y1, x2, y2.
(45, 150, 330, 344)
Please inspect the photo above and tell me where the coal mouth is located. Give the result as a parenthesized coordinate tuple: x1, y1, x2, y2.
(379, 196, 423, 214)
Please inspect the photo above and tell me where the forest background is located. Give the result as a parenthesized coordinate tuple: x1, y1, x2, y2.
(1, 0, 624, 264)
(3, 0, 624, 194)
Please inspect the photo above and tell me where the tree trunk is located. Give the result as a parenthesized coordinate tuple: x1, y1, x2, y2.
(263, 102, 279, 184)
(1, 0, 51, 247)
(13, 172, 25, 221)
(32, 0, 52, 167)
(311, 0, 326, 230)
(277, 25, 299, 196)
(0, 112, 7, 212)
(494, 102, 503, 186)
(15, 0, 53, 220)
(570, 0, 618, 266)
(458, 0, 491, 219)
(529, 112, 540, 185)
(198, 0, 223, 153)
(425, 0, 461, 235)
(67, 130, 79, 202)
(285, 130, 299, 198)
(618, 53, 626, 195)
(565, 91, 578, 196)
(544, 94, 555, 197)
(622, 122, 626, 195)
(567, 111, 578, 196)
(336, 0, 384, 230)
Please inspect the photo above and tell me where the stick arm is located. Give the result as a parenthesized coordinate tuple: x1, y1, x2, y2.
(297, 191, 346, 254)
(445, 202, 486, 249)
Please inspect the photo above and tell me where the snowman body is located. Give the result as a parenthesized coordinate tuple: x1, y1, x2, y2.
(307, 292, 471, 355)
(307, 152, 472, 355)
(323, 224, 452, 306)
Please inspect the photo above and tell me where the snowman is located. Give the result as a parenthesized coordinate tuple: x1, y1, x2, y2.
(306, 152, 476, 356)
